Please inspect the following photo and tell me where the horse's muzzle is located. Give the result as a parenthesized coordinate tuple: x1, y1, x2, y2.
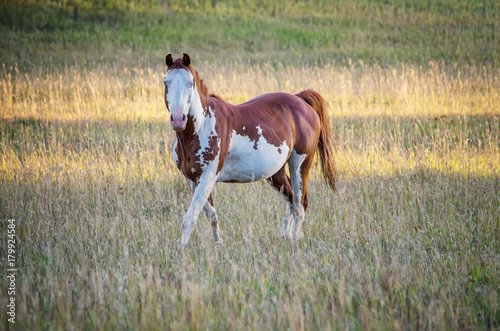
(170, 114, 187, 131)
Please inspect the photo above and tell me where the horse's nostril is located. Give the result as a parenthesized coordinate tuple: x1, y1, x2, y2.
(182, 114, 186, 121)
(170, 115, 174, 122)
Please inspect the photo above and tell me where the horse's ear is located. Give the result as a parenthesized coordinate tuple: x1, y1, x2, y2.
(182, 53, 191, 66)
(165, 54, 173, 67)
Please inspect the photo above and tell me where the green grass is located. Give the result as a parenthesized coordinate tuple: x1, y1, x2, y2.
(1, 0, 499, 69)
(1, 0, 499, 329)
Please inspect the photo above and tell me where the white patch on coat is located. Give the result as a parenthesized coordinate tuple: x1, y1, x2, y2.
(191, 92, 206, 134)
(196, 106, 219, 168)
(217, 125, 290, 183)
(172, 138, 179, 167)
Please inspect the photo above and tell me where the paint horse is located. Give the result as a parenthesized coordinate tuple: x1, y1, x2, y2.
(164, 53, 337, 247)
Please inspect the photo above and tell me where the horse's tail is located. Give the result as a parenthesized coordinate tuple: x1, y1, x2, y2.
(296, 89, 338, 191)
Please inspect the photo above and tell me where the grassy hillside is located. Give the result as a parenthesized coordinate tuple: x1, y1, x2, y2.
(1, 0, 499, 69)
(1, 0, 499, 330)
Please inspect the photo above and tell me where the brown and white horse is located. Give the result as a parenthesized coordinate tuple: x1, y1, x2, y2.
(163, 53, 337, 247)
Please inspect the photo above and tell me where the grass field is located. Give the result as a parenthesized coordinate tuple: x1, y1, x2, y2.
(1, 0, 499, 329)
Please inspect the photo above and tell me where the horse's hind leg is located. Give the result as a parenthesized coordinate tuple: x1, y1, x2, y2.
(288, 150, 314, 240)
(266, 166, 294, 239)
(205, 193, 222, 243)
(186, 179, 222, 243)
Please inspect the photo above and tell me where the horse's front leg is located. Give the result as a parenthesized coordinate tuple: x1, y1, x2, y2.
(181, 163, 218, 247)
(185, 179, 223, 244)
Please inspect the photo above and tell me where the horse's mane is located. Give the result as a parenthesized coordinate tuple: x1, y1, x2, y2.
(209, 93, 223, 100)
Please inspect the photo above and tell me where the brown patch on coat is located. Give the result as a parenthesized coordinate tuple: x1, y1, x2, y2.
(173, 114, 201, 182)
(200, 132, 219, 167)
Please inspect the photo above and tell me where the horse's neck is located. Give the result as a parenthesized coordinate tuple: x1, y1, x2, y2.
(176, 91, 209, 144)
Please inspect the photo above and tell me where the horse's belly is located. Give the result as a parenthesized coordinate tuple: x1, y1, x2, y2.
(217, 130, 290, 183)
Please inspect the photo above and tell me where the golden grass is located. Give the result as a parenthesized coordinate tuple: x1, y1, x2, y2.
(1, 60, 499, 179)
(0, 61, 499, 329)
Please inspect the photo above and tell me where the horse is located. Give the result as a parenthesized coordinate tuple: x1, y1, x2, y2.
(163, 53, 337, 247)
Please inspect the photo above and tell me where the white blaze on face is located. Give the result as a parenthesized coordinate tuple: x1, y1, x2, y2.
(164, 69, 195, 128)
(217, 125, 290, 183)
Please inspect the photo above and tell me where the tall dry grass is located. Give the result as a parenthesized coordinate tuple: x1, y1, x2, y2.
(0, 60, 499, 329)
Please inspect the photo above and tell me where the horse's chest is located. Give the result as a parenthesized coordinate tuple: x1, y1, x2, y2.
(175, 150, 198, 179)
(173, 132, 220, 180)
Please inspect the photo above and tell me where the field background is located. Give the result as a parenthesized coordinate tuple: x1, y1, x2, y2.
(1, 0, 499, 329)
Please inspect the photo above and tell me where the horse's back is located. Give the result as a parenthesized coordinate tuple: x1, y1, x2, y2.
(239, 92, 321, 153)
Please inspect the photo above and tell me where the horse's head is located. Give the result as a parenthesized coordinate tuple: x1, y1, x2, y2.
(164, 53, 196, 131)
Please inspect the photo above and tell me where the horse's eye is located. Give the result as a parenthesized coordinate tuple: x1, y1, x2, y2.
(189, 82, 194, 88)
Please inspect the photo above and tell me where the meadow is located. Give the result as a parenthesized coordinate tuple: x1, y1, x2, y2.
(1, 0, 499, 329)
